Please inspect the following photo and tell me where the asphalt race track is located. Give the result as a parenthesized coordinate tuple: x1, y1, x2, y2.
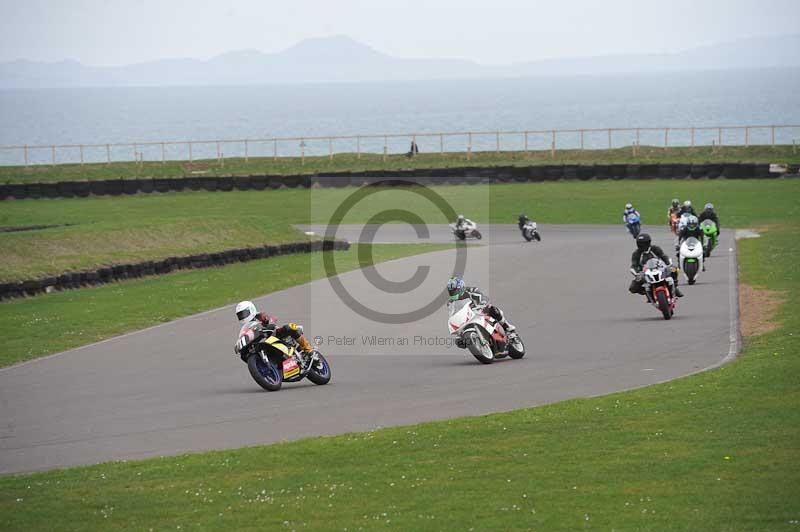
(0, 225, 735, 474)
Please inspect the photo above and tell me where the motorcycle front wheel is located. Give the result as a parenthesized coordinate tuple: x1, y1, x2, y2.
(466, 330, 494, 364)
(473, 230, 483, 240)
(247, 353, 283, 391)
(656, 290, 672, 320)
(306, 351, 332, 385)
(508, 335, 525, 359)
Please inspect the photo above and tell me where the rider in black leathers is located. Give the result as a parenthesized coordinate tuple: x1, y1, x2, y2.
(629, 234, 684, 297)
(698, 203, 721, 236)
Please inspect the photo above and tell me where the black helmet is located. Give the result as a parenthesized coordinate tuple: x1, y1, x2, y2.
(636, 233, 652, 251)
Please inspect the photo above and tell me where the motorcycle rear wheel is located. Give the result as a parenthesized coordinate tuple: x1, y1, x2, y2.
(656, 290, 672, 320)
(306, 352, 332, 385)
(247, 353, 283, 391)
(466, 331, 494, 364)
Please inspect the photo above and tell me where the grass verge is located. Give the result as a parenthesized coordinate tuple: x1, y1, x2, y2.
(1, 144, 798, 183)
(0, 224, 797, 530)
(2, 179, 799, 281)
(0, 243, 451, 368)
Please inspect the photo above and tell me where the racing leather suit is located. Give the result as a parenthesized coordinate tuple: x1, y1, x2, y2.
(629, 245, 681, 295)
(455, 218, 477, 233)
(678, 205, 696, 217)
(518, 215, 530, 230)
(678, 225, 705, 247)
(255, 312, 313, 357)
(623, 207, 640, 224)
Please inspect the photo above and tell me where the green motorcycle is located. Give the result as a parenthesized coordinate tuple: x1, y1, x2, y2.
(701, 219, 718, 258)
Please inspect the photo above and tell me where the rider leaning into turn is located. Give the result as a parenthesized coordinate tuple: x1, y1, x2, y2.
(447, 277, 517, 336)
(235, 300, 314, 360)
(629, 233, 684, 298)
(518, 213, 531, 230)
(698, 203, 721, 235)
(455, 214, 476, 232)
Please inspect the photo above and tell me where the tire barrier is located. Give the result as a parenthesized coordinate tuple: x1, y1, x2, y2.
(0, 239, 350, 301)
(0, 163, 790, 201)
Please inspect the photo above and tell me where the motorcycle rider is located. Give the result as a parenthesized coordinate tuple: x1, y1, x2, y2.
(677, 215, 705, 248)
(678, 200, 696, 217)
(698, 203, 721, 235)
(623, 203, 639, 223)
(454, 214, 477, 233)
(446, 277, 517, 339)
(235, 300, 314, 363)
(629, 233, 684, 298)
(667, 199, 680, 229)
(518, 213, 531, 230)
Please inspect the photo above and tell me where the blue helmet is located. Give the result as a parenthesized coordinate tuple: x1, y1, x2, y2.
(447, 277, 466, 301)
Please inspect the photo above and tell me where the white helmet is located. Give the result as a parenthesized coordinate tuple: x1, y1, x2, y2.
(705, 203, 714, 210)
(235, 300, 257, 323)
(625, 203, 633, 210)
(684, 200, 692, 208)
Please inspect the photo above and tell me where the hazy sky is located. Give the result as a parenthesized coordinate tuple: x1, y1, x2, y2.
(1, 0, 798, 66)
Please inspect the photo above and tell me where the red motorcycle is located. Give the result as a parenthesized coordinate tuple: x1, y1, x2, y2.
(631, 258, 677, 320)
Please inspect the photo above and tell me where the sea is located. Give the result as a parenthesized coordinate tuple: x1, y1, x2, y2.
(1, 67, 799, 165)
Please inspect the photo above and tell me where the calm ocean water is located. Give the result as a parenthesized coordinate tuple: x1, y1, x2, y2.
(1, 67, 799, 165)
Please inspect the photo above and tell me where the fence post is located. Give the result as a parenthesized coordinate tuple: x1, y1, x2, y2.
(329, 137, 333, 161)
(301, 138, 305, 165)
(744, 127, 749, 147)
(189, 142, 193, 163)
(580, 130, 584, 151)
(718, 128, 722, 147)
(134, 143, 138, 163)
(664, 128, 669, 149)
(607, 129, 611, 149)
(216, 141, 221, 163)
(524, 131, 529, 154)
(80, 145, 84, 166)
(106, 144, 111, 165)
(636, 128, 640, 148)
(495, 131, 500, 154)
(440, 133, 444, 156)
(383, 136, 387, 162)
(357, 136, 361, 159)
(771, 125, 776, 147)
(244, 140, 248, 163)
(551, 130, 556, 158)
(51, 145, 56, 167)
(467, 132, 472, 161)
(23, 145, 28, 167)
(691, 127, 695, 148)
(273, 139, 277, 162)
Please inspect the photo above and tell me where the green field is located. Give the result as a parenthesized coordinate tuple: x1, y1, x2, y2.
(1, 144, 798, 183)
(2, 179, 799, 281)
(0, 243, 451, 368)
(0, 223, 797, 531)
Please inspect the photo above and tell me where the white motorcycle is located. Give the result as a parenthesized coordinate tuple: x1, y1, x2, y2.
(447, 299, 524, 364)
(521, 220, 541, 242)
(679, 236, 705, 285)
(450, 222, 482, 241)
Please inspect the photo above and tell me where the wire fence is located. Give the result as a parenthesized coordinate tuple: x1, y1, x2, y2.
(1, 124, 798, 167)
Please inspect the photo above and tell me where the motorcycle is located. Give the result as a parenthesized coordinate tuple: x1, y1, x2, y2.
(450, 223, 482, 241)
(447, 299, 525, 364)
(679, 236, 705, 285)
(234, 320, 332, 391)
(630, 258, 677, 320)
(669, 212, 679, 235)
(521, 220, 541, 242)
(625, 213, 641, 238)
(701, 219, 718, 257)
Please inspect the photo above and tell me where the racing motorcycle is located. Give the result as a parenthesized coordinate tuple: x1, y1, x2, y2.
(447, 299, 525, 364)
(625, 213, 641, 238)
(669, 212, 679, 235)
(679, 236, 705, 285)
(630, 258, 677, 320)
(234, 320, 331, 391)
(701, 219, 718, 257)
(521, 220, 541, 242)
(450, 223, 482, 240)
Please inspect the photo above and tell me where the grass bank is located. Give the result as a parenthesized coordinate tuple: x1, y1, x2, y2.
(2, 144, 798, 183)
(0, 223, 796, 531)
(1, 179, 798, 281)
(0, 243, 451, 367)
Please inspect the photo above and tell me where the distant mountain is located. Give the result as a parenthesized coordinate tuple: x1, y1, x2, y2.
(1, 34, 798, 89)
